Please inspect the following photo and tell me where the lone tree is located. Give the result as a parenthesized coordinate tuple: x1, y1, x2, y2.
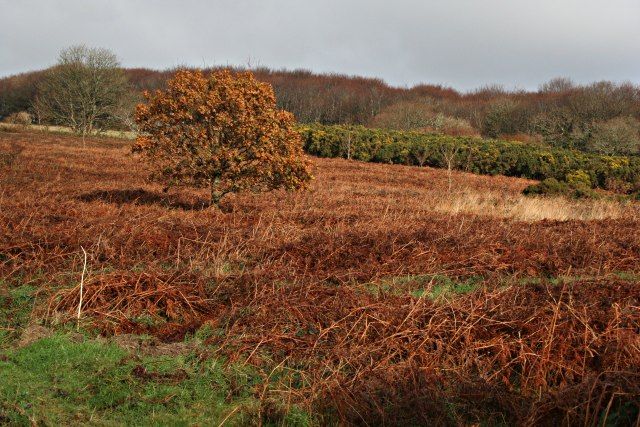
(34, 45, 129, 141)
(133, 69, 313, 206)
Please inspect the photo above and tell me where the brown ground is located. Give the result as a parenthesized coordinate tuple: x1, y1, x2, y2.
(1, 129, 639, 425)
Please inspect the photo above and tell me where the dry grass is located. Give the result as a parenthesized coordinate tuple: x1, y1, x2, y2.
(0, 122, 137, 139)
(2, 130, 640, 425)
(433, 190, 632, 221)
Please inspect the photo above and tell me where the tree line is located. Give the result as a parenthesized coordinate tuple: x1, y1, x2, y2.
(1, 45, 639, 156)
(300, 124, 640, 197)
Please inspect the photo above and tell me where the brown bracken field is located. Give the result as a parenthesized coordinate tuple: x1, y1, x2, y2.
(1, 129, 640, 425)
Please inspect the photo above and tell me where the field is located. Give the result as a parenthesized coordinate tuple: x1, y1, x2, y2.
(1, 129, 640, 425)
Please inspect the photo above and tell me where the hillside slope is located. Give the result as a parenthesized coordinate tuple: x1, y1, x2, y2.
(1, 130, 639, 425)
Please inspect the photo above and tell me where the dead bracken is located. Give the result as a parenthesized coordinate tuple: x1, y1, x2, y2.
(1, 130, 640, 425)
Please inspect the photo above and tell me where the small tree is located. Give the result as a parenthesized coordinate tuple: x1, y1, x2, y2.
(34, 45, 129, 142)
(438, 141, 461, 192)
(134, 69, 313, 206)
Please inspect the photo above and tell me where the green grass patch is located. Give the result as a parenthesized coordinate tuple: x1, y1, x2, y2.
(366, 270, 640, 301)
(0, 334, 314, 426)
(411, 275, 482, 300)
(366, 274, 482, 300)
(0, 283, 36, 348)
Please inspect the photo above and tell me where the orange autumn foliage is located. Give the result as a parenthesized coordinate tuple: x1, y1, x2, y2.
(133, 69, 312, 205)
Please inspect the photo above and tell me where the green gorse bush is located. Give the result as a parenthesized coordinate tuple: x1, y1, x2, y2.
(298, 124, 640, 193)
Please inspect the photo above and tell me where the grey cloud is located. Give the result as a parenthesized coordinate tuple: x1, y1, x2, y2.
(1, 0, 638, 90)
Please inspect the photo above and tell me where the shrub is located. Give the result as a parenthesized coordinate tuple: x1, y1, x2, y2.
(565, 169, 591, 189)
(571, 186, 599, 199)
(370, 100, 436, 131)
(431, 115, 479, 137)
(298, 124, 640, 194)
(481, 99, 529, 138)
(134, 70, 313, 206)
(523, 178, 569, 196)
(370, 101, 479, 137)
(604, 177, 633, 193)
(523, 178, 598, 199)
(2, 111, 31, 126)
(586, 117, 640, 156)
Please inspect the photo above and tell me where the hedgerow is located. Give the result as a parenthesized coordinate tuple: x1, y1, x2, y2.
(298, 124, 640, 192)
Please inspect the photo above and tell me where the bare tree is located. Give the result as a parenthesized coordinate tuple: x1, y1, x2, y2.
(539, 77, 574, 93)
(439, 142, 461, 192)
(343, 129, 352, 160)
(34, 45, 130, 143)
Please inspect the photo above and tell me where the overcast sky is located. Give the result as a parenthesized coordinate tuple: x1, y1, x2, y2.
(1, 0, 638, 91)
